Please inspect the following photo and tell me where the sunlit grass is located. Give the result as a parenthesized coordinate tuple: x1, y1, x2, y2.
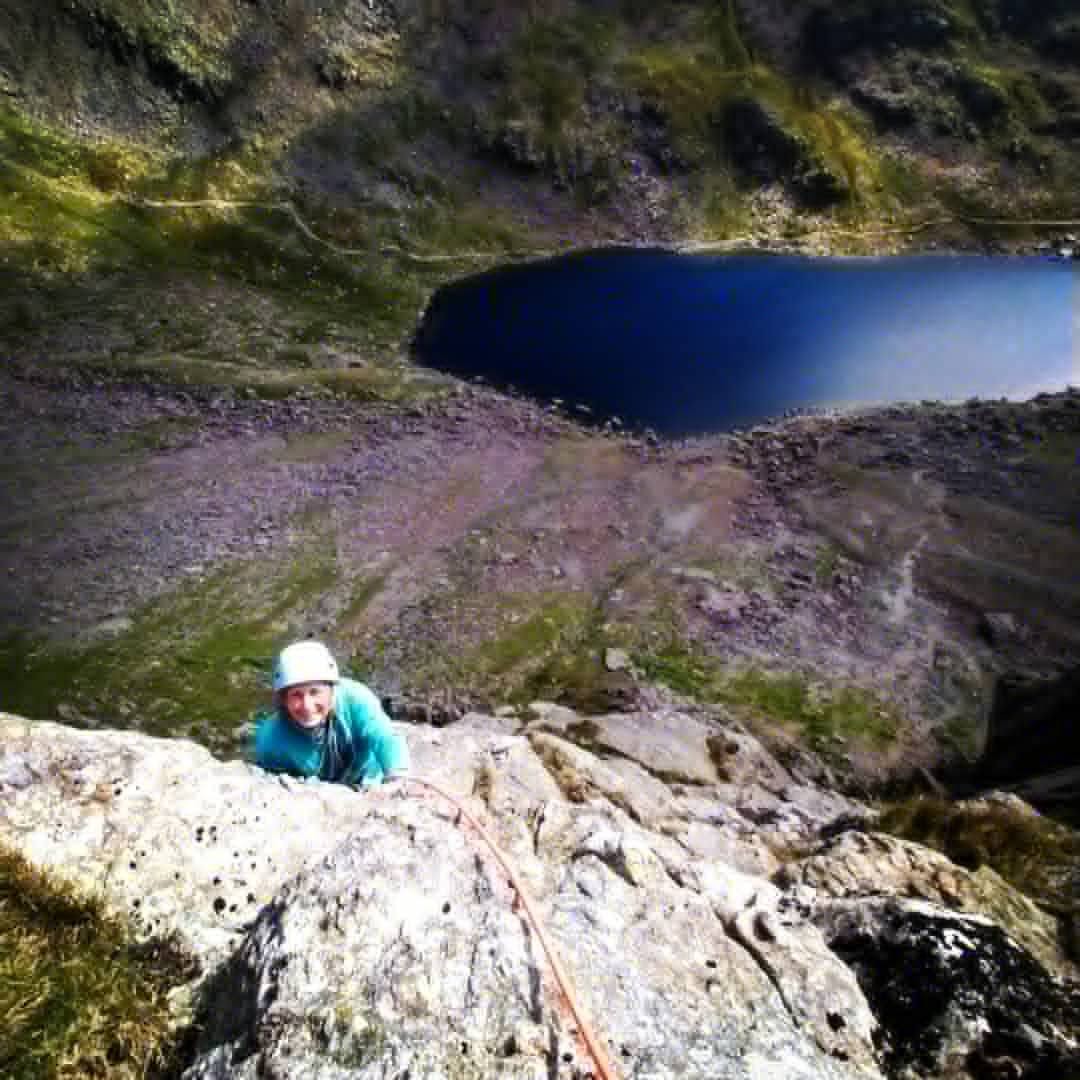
(635, 640, 898, 749)
(0, 846, 191, 1080)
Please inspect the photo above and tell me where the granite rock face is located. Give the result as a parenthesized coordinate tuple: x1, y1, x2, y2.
(1, 706, 1075, 1079)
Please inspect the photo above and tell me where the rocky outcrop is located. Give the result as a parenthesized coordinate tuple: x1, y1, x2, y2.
(776, 829, 1072, 979)
(719, 96, 850, 208)
(817, 899, 1080, 1080)
(2, 707, 1076, 1079)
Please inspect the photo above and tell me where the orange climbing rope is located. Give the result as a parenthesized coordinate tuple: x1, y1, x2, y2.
(375, 775, 621, 1080)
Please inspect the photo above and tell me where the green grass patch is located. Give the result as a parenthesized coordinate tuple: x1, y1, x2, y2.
(0, 537, 340, 746)
(695, 169, 754, 240)
(814, 543, 842, 586)
(878, 795, 1080, 911)
(396, 590, 614, 708)
(618, 39, 879, 207)
(504, 12, 618, 138)
(87, 350, 436, 405)
(0, 845, 191, 1080)
(635, 640, 897, 749)
(475, 596, 591, 680)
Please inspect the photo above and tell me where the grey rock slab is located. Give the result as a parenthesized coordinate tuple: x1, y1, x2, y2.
(697, 584, 751, 620)
(708, 726, 796, 793)
(604, 646, 632, 672)
(184, 798, 883, 1080)
(407, 720, 565, 808)
(0, 713, 388, 971)
(528, 705, 719, 785)
(680, 819, 781, 876)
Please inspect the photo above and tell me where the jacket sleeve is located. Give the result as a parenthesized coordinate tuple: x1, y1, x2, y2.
(342, 683, 410, 784)
(253, 713, 289, 774)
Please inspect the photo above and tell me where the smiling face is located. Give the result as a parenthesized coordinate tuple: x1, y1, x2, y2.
(281, 681, 335, 730)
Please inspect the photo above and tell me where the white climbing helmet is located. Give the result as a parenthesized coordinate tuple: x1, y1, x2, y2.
(273, 641, 340, 692)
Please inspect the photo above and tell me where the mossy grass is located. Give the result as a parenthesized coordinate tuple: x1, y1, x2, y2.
(497, 10, 617, 128)
(339, 571, 392, 630)
(635, 638, 898, 750)
(506, 10, 618, 135)
(94, 351, 440, 404)
(394, 590, 601, 705)
(0, 99, 550, 362)
(67, 0, 242, 94)
(0, 105, 425, 347)
(878, 795, 1080, 911)
(0, 845, 191, 1079)
(0, 534, 340, 748)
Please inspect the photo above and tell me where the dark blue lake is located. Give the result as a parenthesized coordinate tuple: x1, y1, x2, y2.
(412, 250, 1078, 436)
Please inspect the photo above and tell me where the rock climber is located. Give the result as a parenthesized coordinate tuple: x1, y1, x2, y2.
(254, 640, 409, 787)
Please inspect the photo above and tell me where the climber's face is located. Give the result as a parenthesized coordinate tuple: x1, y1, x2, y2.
(282, 682, 334, 730)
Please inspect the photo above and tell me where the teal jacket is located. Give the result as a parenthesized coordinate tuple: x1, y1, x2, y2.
(254, 678, 409, 787)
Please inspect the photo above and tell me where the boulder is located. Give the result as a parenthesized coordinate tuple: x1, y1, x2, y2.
(181, 797, 883, 1079)
(0, 713, 379, 971)
(979, 666, 1080, 814)
(814, 897, 1080, 1080)
(526, 704, 720, 786)
(775, 829, 1073, 979)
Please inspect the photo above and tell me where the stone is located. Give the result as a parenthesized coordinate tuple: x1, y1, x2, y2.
(775, 829, 1074, 979)
(527, 707, 719, 785)
(814, 897, 1080, 1080)
(182, 800, 883, 1079)
(604, 646, 632, 672)
(697, 585, 751, 620)
(0, 713, 397, 970)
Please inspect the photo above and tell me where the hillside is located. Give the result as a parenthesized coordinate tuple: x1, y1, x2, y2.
(2, 0, 1079, 359)
(2, 6, 1079, 1078)
(1, 0, 1079, 787)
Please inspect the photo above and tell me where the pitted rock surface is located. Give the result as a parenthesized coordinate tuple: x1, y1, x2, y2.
(0, 713, 380, 970)
(182, 799, 880, 1080)
(5, 707, 1078, 1079)
(2, 709, 885, 1078)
